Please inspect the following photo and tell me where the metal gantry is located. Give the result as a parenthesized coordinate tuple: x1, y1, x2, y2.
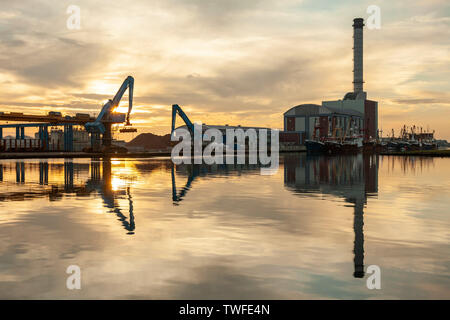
(0, 123, 86, 152)
(1, 76, 137, 153)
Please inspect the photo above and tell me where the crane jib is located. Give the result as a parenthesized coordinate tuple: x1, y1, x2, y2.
(84, 76, 135, 134)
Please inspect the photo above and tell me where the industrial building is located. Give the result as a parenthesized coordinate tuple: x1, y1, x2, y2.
(0, 76, 136, 153)
(171, 104, 273, 148)
(34, 127, 91, 152)
(282, 18, 378, 144)
(283, 104, 364, 144)
(0, 113, 102, 152)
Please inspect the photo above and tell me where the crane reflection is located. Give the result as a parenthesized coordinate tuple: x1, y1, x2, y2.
(87, 159, 136, 234)
(171, 163, 261, 204)
(0, 158, 136, 234)
(171, 154, 379, 279)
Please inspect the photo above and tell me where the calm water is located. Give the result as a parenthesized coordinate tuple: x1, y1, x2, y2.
(0, 154, 449, 299)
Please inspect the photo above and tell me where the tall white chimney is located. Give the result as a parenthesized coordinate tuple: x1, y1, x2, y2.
(353, 18, 365, 97)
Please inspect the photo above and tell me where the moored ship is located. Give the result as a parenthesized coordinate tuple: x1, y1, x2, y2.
(306, 134, 364, 154)
(382, 125, 438, 152)
(305, 139, 326, 153)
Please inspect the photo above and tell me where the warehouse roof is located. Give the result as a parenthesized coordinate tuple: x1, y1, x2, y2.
(175, 124, 273, 132)
(284, 104, 363, 117)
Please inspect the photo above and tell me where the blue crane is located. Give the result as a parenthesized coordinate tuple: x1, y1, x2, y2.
(171, 103, 230, 148)
(85, 76, 134, 135)
(171, 104, 194, 134)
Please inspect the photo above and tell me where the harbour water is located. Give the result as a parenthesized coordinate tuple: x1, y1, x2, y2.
(0, 154, 448, 299)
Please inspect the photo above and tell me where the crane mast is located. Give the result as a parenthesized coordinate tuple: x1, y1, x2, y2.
(85, 76, 136, 148)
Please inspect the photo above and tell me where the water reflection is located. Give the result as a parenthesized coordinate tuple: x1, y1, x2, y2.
(172, 154, 380, 280)
(0, 155, 448, 299)
(171, 166, 196, 204)
(385, 155, 435, 174)
(39, 162, 48, 185)
(88, 160, 136, 234)
(0, 159, 135, 234)
(171, 163, 260, 204)
(284, 154, 379, 279)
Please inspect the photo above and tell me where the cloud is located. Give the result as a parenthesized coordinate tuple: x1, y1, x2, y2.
(395, 98, 444, 104)
(0, 37, 111, 88)
(0, 0, 449, 139)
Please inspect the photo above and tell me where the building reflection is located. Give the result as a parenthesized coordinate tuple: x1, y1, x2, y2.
(0, 159, 136, 234)
(2, 155, 381, 273)
(171, 155, 379, 278)
(171, 163, 261, 204)
(16, 162, 25, 183)
(385, 154, 434, 174)
(284, 154, 379, 278)
(39, 162, 49, 185)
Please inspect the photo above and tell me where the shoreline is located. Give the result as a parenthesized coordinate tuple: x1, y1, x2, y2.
(380, 149, 450, 157)
(1, 148, 449, 160)
(0, 151, 172, 160)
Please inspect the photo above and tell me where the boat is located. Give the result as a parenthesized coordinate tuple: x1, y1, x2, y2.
(422, 142, 437, 150)
(306, 120, 364, 154)
(387, 141, 398, 151)
(363, 139, 377, 153)
(305, 139, 326, 153)
(407, 140, 421, 151)
(323, 135, 363, 154)
(341, 135, 363, 153)
(396, 140, 410, 152)
(324, 139, 342, 154)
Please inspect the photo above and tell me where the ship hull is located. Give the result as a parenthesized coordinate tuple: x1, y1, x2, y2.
(305, 140, 326, 153)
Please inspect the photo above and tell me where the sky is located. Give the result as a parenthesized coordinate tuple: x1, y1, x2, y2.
(0, 0, 449, 140)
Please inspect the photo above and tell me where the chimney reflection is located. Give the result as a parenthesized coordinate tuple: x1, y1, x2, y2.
(353, 199, 365, 278)
(284, 154, 379, 279)
(171, 156, 378, 279)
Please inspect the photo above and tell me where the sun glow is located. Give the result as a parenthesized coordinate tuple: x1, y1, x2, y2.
(108, 162, 140, 191)
(111, 176, 127, 192)
(114, 105, 130, 114)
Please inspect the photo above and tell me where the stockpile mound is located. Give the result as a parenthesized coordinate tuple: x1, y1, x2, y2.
(126, 133, 174, 150)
